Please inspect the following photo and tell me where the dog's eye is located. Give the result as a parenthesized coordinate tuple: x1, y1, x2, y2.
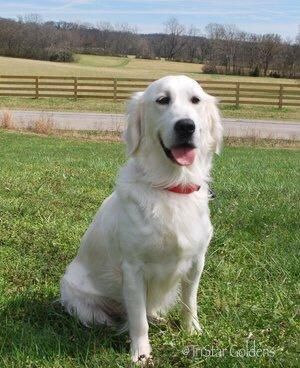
(191, 96, 200, 104)
(156, 96, 170, 105)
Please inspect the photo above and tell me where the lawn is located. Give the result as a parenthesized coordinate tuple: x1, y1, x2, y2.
(0, 130, 299, 367)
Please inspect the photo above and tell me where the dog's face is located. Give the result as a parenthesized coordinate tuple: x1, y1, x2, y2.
(125, 75, 222, 168)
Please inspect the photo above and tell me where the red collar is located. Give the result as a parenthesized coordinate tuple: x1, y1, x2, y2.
(167, 184, 200, 194)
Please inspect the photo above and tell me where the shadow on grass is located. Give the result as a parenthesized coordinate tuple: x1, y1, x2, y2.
(0, 295, 129, 364)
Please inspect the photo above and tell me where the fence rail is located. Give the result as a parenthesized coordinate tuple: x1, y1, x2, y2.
(0, 75, 299, 108)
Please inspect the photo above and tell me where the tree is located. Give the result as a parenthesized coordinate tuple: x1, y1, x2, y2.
(163, 18, 185, 60)
(185, 26, 202, 62)
(205, 24, 241, 73)
(259, 34, 281, 76)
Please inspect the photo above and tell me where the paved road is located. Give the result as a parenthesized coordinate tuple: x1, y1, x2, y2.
(2, 109, 300, 140)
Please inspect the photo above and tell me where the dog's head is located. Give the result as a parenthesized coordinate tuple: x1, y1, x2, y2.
(125, 75, 222, 185)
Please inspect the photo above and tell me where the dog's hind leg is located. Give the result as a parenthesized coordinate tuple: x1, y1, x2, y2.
(60, 277, 125, 328)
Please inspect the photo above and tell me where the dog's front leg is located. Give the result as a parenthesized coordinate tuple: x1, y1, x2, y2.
(181, 256, 205, 334)
(122, 261, 151, 363)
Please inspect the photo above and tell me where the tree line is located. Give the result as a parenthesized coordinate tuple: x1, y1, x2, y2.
(0, 15, 299, 78)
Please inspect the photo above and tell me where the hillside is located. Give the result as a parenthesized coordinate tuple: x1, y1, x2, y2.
(0, 54, 297, 84)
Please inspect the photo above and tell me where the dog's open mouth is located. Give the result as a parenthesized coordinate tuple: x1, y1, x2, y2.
(159, 136, 196, 166)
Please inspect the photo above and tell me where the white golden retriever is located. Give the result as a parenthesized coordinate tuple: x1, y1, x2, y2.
(60, 75, 222, 363)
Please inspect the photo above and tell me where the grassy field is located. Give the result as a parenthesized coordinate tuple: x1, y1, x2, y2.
(1, 54, 298, 83)
(0, 130, 299, 367)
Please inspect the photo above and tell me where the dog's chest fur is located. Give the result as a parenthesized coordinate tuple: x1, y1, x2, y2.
(119, 187, 212, 264)
(117, 189, 212, 310)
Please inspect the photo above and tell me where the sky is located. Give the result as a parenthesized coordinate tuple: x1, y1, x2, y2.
(0, 0, 299, 39)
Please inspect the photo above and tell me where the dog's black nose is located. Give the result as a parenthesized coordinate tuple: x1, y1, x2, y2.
(174, 119, 195, 137)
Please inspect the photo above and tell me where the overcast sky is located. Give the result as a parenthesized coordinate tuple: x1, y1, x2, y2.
(0, 0, 299, 39)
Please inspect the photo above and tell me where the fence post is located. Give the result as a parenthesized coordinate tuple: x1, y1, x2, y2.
(35, 76, 39, 99)
(113, 78, 117, 102)
(74, 77, 78, 99)
(278, 84, 283, 109)
(235, 82, 240, 108)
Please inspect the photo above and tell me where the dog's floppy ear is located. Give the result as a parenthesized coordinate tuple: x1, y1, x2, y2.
(203, 96, 223, 154)
(124, 92, 144, 156)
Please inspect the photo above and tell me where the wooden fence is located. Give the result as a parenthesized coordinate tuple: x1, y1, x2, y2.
(0, 75, 299, 108)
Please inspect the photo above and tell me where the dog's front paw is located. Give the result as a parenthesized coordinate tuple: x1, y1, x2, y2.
(147, 314, 166, 325)
(135, 354, 154, 367)
(183, 318, 203, 335)
(131, 337, 152, 365)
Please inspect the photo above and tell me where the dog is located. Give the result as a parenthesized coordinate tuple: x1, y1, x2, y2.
(60, 75, 223, 363)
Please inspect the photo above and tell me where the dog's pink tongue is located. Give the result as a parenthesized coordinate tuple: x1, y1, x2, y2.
(171, 147, 196, 166)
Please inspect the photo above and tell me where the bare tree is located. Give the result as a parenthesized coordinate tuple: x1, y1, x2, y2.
(273, 39, 300, 78)
(136, 38, 154, 59)
(185, 26, 202, 62)
(205, 23, 226, 67)
(163, 18, 185, 60)
(259, 34, 282, 76)
(205, 24, 241, 73)
(244, 33, 261, 75)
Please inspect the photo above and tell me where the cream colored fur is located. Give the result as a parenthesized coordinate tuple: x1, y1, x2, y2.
(60, 75, 223, 363)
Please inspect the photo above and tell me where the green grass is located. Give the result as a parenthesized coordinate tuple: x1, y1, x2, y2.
(0, 130, 299, 367)
(1, 97, 299, 121)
